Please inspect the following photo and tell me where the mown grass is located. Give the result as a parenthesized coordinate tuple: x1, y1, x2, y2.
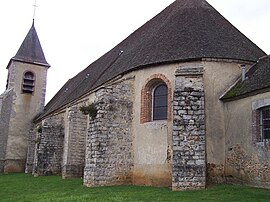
(0, 173, 269, 202)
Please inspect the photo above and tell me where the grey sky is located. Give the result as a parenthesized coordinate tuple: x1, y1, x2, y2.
(0, 0, 269, 103)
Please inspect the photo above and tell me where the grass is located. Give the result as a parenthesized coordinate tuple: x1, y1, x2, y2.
(0, 173, 269, 202)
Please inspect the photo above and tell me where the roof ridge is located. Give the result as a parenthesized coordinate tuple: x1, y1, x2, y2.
(175, 0, 213, 9)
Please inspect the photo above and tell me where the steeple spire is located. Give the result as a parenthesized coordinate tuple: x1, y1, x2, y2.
(12, 22, 50, 67)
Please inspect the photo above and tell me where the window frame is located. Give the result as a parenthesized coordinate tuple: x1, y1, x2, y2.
(261, 106, 270, 140)
(140, 74, 172, 124)
(252, 99, 270, 143)
(152, 83, 168, 121)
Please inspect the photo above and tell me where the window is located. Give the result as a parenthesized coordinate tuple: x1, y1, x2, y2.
(140, 74, 172, 123)
(261, 107, 270, 140)
(252, 100, 270, 143)
(153, 84, 168, 120)
(22, 71, 35, 94)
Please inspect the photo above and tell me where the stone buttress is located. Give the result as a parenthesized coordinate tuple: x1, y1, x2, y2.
(84, 78, 134, 186)
(172, 66, 206, 190)
(32, 114, 65, 175)
(62, 104, 88, 178)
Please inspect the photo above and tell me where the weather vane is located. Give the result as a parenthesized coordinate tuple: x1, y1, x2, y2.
(33, 0, 37, 20)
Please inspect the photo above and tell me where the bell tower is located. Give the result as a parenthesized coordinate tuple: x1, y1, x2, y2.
(0, 20, 50, 172)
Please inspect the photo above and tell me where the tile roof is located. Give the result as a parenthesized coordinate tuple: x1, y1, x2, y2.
(12, 20, 50, 67)
(221, 55, 270, 101)
(37, 0, 266, 120)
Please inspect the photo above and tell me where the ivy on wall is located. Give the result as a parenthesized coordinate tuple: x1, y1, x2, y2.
(79, 103, 97, 120)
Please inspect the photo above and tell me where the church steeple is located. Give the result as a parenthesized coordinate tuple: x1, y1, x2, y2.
(0, 20, 50, 173)
(12, 20, 50, 67)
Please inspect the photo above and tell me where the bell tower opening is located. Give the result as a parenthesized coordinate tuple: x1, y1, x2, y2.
(22, 71, 35, 94)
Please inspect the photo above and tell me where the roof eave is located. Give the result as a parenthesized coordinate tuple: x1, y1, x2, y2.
(6, 57, 50, 69)
(221, 86, 270, 102)
(37, 57, 260, 121)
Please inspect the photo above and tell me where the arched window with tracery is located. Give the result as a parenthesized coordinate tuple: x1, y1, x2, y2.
(22, 71, 35, 94)
(141, 74, 172, 123)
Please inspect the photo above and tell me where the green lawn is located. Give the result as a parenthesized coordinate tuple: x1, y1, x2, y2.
(0, 173, 269, 202)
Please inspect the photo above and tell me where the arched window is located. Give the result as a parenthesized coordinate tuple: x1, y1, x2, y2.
(22, 71, 35, 94)
(141, 74, 172, 123)
(153, 84, 168, 120)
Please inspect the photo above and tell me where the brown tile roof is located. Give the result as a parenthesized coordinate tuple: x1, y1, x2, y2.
(221, 55, 270, 101)
(37, 0, 266, 120)
(12, 20, 50, 67)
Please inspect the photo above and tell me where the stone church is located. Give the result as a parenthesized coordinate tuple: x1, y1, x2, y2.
(0, 0, 269, 190)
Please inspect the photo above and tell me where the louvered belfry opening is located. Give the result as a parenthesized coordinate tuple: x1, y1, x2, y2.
(22, 71, 35, 94)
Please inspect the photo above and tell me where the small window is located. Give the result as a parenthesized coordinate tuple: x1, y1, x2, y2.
(153, 84, 168, 120)
(261, 107, 270, 140)
(141, 74, 172, 123)
(22, 71, 35, 94)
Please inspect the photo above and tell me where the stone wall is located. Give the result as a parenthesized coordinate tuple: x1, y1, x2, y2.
(0, 89, 14, 173)
(84, 79, 134, 187)
(25, 123, 41, 174)
(224, 94, 270, 188)
(172, 67, 206, 190)
(203, 61, 242, 184)
(226, 144, 270, 187)
(33, 113, 65, 175)
(133, 71, 174, 187)
(62, 104, 88, 178)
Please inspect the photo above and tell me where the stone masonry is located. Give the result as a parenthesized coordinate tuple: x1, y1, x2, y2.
(172, 66, 206, 190)
(33, 113, 65, 176)
(84, 78, 134, 187)
(25, 124, 38, 173)
(62, 104, 88, 178)
(226, 144, 270, 187)
(0, 89, 13, 172)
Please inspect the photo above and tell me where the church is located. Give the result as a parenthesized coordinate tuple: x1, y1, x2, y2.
(0, 0, 269, 191)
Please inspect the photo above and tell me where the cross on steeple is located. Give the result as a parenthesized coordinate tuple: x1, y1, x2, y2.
(33, 0, 38, 20)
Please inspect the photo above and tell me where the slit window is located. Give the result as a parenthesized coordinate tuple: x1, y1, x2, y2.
(6, 73, 9, 90)
(22, 71, 35, 94)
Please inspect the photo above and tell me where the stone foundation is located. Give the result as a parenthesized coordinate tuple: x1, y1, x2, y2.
(3, 159, 26, 173)
(0, 160, 4, 173)
(62, 164, 85, 178)
(133, 164, 172, 187)
(225, 144, 270, 188)
(207, 163, 225, 184)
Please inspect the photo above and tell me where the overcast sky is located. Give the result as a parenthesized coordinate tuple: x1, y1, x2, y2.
(0, 0, 269, 103)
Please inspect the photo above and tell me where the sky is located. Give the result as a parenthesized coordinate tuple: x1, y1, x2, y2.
(0, 0, 269, 103)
